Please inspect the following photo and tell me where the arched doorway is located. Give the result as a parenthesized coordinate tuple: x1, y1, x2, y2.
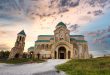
(15, 53, 19, 58)
(58, 47, 66, 59)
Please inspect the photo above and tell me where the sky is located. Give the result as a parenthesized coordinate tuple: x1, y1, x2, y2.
(0, 0, 110, 57)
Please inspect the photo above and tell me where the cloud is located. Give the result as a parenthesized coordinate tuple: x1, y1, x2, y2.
(0, 44, 10, 51)
(60, 0, 80, 7)
(93, 10, 104, 16)
(68, 24, 80, 32)
(0, 0, 110, 54)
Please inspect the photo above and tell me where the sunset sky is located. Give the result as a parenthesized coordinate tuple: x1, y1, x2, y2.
(0, 0, 110, 57)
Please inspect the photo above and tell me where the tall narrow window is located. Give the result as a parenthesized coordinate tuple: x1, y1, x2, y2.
(55, 51, 57, 59)
(68, 51, 71, 59)
(19, 36, 22, 41)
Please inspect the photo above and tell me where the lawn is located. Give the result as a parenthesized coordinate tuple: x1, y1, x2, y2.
(56, 57, 110, 75)
(0, 58, 45, 64)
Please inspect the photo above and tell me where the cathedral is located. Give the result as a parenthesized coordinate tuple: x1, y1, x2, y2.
(34, 22, 89, 59)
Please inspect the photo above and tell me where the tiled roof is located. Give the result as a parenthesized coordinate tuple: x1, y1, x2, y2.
(56, 22, 67, 27)
(38, 35, 53, 37)
(36, 39, 87, 43)
(76, 40, 87, 42)
(70, 38, 87, 42)
(50, 38, 54, 40)
(70, 35, 84, 37)
(18, 30, 26, 36)
(38, 35, 84, 37)
(70, 38, 76, 41)
(36, 40, 50, 42)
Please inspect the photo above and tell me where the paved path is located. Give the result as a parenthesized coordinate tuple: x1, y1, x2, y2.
(0, 59, 68, 75)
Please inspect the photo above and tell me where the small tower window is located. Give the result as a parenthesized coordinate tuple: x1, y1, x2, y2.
(19, 36, 22, 41)
(60, 38, 64, 40)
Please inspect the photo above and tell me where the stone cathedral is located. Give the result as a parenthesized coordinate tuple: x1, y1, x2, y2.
(9, 30, 26, 59)
(34, 22, 89, 59)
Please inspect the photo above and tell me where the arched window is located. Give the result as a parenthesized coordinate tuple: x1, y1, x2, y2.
(42, 44, 44, 49)
(47, 44, 48, 49)
(68, 51, 71, 59)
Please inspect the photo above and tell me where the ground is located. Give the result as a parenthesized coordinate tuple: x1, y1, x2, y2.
(0, 59, 68, 75)
(56, 57, 110, 75)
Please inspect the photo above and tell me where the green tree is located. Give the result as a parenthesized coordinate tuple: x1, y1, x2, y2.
(0, 51, 10, 59)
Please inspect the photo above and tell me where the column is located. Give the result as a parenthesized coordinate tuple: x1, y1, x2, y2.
(79, 44, 83, 59)
(57, 50, 58, 59)
(66, 50, 68, 59)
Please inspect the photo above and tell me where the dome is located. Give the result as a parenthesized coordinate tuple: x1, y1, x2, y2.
(56, 22, 67, 28)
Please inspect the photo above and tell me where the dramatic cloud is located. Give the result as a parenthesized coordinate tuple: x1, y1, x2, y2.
(0, 0, 110, 56)
(69, 24, 80, 32)
(84, 25, 110, 50)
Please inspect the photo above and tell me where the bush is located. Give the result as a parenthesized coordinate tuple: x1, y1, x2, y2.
(0, 58, 45, 64)
(0, 51, 10, 59)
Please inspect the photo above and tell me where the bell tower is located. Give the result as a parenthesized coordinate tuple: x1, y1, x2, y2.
(54, 22, 70, 42)
(9, 30, 26, 59)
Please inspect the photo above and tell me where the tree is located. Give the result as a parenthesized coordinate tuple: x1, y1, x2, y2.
(0, 51, 10, 59)
(90, 54, 93, 58)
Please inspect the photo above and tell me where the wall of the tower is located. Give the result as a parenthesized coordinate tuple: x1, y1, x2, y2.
(9, 33, 26, 59)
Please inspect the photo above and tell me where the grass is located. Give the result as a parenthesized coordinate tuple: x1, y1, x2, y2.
(0, 58, 45, 64)
(56, 57, 110, 75)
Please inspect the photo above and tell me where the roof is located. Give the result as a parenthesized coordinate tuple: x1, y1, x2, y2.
(38, 35, 53, 37)
(70, 35, 84, 37)
(70, 38, 76, 41)
(36, 38, 87, 43)
(56, 22, 67, 27)
(38, 35, 84, 37)
(70, 38, 87, 42)
(18, 30, 26, 36)
(36, 40, 50, 42)
(50, 38, 54, 40)
(28, 47, 34, 51)
(76, 40, 87, 42)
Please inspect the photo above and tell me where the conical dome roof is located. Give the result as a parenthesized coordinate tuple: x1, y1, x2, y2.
(56, 22, 67, 28)
(18, 30, 26, 36)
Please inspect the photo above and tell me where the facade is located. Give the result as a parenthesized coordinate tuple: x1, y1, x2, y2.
(34, 22, 89, 59)
(9, 30, 26, 59)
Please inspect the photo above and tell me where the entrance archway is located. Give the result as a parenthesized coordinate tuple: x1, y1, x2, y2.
(58, 47, 66, 59)
(15, 53, 19, 58)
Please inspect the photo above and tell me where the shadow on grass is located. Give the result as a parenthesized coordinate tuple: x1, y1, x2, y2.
(0, 58, 45, 64)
